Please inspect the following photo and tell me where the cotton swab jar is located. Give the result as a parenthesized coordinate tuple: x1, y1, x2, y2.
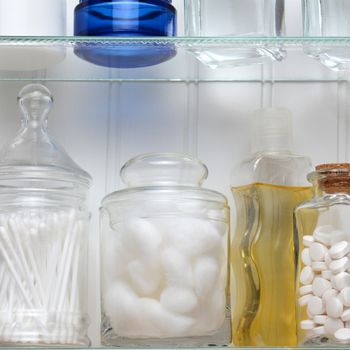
(0, 0, 66, 71)
(0, 84, 91, 346)
(100, 153, 230, 347)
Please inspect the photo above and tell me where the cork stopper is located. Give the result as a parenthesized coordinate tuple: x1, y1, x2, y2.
(314, 163, 350, 194)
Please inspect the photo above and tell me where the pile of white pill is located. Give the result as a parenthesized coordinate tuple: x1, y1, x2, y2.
(101, 215, 228, 339)
(0, 209, 87, 345)
(299, 225, 350, 343)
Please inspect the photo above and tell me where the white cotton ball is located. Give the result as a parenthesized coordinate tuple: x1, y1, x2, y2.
(122, 218, 162, 257)
(164, 218, 222, 257)
(192, 289, 226, 335)
(103, 281, 142, 337)
(101, 231, 130, 292)
(194, 255, 219, 299)
(138, 298, 195, 338)
(161, 247, 193, 288)
(127, 260, 161, 297)
(160, 287, 198, 314)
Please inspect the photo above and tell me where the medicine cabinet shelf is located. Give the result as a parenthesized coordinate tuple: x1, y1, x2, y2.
(0, 346, 339, 350)
(1, 36, 350, 82)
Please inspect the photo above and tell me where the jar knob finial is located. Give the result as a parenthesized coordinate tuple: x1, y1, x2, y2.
(18, 84, 53, 127)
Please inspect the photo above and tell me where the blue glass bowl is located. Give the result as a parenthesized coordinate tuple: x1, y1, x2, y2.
(74, 0, 177, 68)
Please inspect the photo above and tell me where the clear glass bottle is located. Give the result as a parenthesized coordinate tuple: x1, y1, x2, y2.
(295, 164, 350, 345)
(230, 108, 312, 346)
(74, 0, 177, 68)
(100, 153, 230, 347)
(0, 84, 92, 345)
(184, 0, 285, 68)
(0, 0, 66, 70)
(303, 0, 350, 71)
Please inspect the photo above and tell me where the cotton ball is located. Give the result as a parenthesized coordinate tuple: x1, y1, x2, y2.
(122, 218, 162, 257)
(160, 287, 198, 314)
(194, 255, 219, 299)
(103, 281, 142, 337)
(101, 231, 130, 292)
(165, 218, 222, 257)
(193, 289, 226, 335)
(127, 260, 161, 296)
(138, 298, 195, 338)
(161, 247, 193, 288)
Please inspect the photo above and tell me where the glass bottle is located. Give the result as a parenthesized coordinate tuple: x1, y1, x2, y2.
(295, 164, 350, 345)
(0, 84, 92, 345)
(74, 0, 177, 68)
(184, 0, 285, 68)
(100, 153, 230, 347)
(303, 0, 350, 71)
(230, 108, 312, 346)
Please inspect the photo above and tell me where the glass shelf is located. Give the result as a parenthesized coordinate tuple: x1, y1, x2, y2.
(0, 36, 350, 82)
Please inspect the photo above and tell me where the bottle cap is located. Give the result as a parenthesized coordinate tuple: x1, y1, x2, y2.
(251, 107, 293, 154)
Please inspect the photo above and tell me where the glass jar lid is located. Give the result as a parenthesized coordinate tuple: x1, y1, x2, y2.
(102, 153, 227, 206)
(0, 84, 92, 192)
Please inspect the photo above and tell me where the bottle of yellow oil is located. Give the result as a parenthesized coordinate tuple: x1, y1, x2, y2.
(230, 108, 313, 346)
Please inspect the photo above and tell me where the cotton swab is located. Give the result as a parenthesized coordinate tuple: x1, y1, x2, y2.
(0, 209, 86, 345)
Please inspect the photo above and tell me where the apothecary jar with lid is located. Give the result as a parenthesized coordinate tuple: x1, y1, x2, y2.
(100, 153, 230, 347)
(295, 164, 350, 345)
(0, 84, 91, 346)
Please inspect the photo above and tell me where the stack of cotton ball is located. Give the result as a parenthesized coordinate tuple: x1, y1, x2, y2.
(299, 225, 350, 343)
(102, 216, 228, 339)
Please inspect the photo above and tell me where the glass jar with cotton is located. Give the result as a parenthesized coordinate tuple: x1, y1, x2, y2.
(100, 153, 230, 347)
(0, 84, 91, 346)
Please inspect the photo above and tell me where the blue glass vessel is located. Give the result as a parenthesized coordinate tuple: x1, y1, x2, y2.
(74, 0, 177, 68)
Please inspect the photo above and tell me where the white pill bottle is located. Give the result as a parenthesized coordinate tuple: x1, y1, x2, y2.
(0, 0, 66, 70)
(100, 153, 230, 347)
(295, 163, 350, 345)
(0, 84, 91, 345)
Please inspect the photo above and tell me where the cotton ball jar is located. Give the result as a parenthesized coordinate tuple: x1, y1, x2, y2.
(100, 153, 230, 347)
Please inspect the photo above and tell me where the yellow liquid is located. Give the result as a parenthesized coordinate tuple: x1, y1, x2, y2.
(231, 183, 312, 346)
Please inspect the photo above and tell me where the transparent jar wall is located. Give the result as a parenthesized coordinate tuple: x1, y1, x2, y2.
(0, 201, 90, 346)
(100, 198, 230, 347)
(303, 0, 350, 71)
(184, 0, 285, 68)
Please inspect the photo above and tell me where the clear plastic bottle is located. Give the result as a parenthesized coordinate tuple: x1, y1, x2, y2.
(230, 108, 312, 346)
(100, 153, 230, 347)
(0, 84, 91, 345)
(295, 164, 350, 345)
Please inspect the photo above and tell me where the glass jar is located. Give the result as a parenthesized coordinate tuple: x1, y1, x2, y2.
(100, 153, 230, 347)
(74, 0, 177, 68)
(295, 164, 350, 345)
(0, 84, 92, 346)
(303, 0, 350, 71)
(184, 0, 285, 68)
(0, 0, 66, 70)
